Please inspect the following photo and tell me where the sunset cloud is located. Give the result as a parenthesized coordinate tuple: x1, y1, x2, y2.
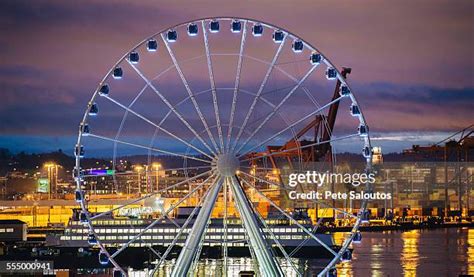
(0, 0, 472, 154)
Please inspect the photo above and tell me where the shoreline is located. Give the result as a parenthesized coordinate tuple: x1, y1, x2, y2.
(320, 221, 473, 233)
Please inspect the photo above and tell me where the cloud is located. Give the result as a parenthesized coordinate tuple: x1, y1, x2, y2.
(352, 83, 474, 132)
(0, 0, 472, 154)
(0, 0, 179, 31)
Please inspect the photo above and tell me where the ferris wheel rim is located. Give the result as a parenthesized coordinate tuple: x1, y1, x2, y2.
(74, 16, 373, 276)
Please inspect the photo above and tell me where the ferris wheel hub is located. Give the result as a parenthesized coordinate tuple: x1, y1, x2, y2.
(216, 153, 240, 177)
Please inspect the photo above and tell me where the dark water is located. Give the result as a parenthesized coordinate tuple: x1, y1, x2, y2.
(124, 228, 473, 276)
(333, 227, 473, 277)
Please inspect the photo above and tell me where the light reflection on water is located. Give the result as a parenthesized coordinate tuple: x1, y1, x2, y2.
(126, 257, 303, 276)
(125, 228, 473, 276)
(369, 244, 384, 277)
(340, 227, 472, 276)
(333, 232, 353, 276)
(401, 230, 419, 276)
(469, 228, 474, 274)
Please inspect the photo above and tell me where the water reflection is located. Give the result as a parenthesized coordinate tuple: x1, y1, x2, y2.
(120, 228, 472, 276)
(468, 228, 474, 275)
(337, 259, 353, 276)
(332, 231, 347, 245)
(333, 232, 354, 276)
(369, 244, 384, 277)
(125, 257, 303, 276)
(400, 230, 419, 276)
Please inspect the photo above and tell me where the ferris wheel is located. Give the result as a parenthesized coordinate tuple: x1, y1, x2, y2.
(74, 17, 372, 277)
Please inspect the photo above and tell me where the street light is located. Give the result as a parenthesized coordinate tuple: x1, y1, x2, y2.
(43, 162, 58, 200)
(152, 162, 162, 169)
(250, 164, 256, 175)
(134, 165, 143, 195)
(272, 168, 281, 181)
(152, 163, 162, 192)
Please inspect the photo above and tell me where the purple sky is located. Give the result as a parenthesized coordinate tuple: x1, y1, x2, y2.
(0, 0, 473, 154)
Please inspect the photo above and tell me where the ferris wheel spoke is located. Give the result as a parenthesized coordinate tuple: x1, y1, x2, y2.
(127, 60, 218, 157)
(103, 95, 214, 160)
(87, 133, 212, 164)
(249, 55, 321, 106)
(244, 180, 303, 276)
(89, 170, 214, 221)
(113, 84, 148, 146)
(235, 64, 319, 155)
(226, 20, 248, 153)
(147, 87, 216, 159)
(110, 173, 217, 259)
(228, 176, 283, 276)
(172, 176, 224, 275)
(240, 133, 360, 163)
(160, 34, 221, 155)
(237, 95, 343, 158)
(239, 166, 279, 171)
(237, 175, 338, 257)
(238, 170, 357, 219)
(242, 54, 339, 121)
(230, 35, 287, 153)
(139, 242, 163, 261)
(201, 20, 225, 153)
(289, 211, 328, 258)
(222, 178, 229, 275)
(150, 183, 213, 276)
(149, 165, 212, 173)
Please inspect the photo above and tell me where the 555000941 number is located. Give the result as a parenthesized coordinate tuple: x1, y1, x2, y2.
(0, 260, 53, 273)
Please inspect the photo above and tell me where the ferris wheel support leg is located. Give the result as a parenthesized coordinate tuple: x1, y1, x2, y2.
(229, 176, 283, 277)
(171, 178, 224, 277)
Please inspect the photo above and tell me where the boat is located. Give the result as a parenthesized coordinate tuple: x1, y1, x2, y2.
(46, 207, 338, 259)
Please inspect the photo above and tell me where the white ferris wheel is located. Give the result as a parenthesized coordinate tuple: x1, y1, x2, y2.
(74, 17, 373, 277)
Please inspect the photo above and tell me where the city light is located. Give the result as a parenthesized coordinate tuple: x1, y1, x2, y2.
(86, 169, 115, 176)
(152, 162, 162, 170)
(42, 162, 60, 199)
(43, 162, 57, 168)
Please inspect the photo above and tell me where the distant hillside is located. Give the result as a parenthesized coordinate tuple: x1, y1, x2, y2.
(1, 147, 457, 176)
(0, 148, 208, 174)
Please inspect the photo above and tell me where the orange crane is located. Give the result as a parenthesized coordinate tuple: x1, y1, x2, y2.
(245, 67, 352, 169)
